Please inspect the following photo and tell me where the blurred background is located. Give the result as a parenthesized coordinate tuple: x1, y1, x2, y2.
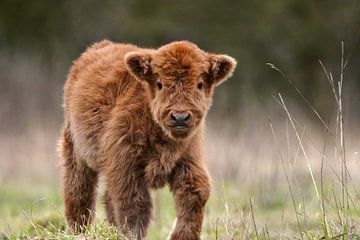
(1, 0, 360, 237)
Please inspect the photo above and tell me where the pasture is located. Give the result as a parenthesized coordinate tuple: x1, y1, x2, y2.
(1, 1, 360, 239)
(2, 63, 360, 238)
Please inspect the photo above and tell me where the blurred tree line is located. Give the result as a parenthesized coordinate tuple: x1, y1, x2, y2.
(0, 0, 359, 131)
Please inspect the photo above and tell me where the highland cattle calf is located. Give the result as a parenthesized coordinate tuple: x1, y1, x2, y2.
(58, 40, 236, 239)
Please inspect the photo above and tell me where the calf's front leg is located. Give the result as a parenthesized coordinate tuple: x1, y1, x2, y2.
(103, 153, 152, 239)
(168, 159, 211, 240)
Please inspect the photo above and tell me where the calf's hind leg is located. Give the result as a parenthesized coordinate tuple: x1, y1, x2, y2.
(58, 125, 99, 231)
(103, 190, 116, 225)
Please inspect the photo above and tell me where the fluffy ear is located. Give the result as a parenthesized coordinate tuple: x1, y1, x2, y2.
(207, 54, 237, 86)
(124, 51, 154, 82)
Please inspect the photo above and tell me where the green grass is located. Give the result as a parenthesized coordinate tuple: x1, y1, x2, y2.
(1, 180, 360, 239)
(0, 182, 279, 239)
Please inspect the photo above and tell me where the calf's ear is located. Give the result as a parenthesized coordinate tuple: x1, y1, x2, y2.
(207, 54, 237, 87)
(124, 51, 155, 82)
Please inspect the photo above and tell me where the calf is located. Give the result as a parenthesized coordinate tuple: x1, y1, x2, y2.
(58, 40, 236, 239)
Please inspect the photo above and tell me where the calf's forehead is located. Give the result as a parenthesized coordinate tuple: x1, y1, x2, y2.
(152, 42, 209, 81)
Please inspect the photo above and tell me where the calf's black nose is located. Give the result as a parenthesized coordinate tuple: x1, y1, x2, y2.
(170, 112, 191, 123)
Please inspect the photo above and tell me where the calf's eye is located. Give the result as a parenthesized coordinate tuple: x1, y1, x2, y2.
(157, 82, 163, 90)
(197, 82, 203, 90)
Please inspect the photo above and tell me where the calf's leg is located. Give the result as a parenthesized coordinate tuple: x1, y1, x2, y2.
(104, 156, 152, 239)
(59, 125, 98, 231)
(103, 190, 116, 225)
(168, 160, 211, 240)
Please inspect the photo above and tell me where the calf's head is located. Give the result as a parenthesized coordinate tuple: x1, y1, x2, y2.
(125, 41, 236, 140)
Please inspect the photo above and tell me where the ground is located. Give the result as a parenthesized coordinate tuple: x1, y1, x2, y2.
(1, 177, 360, 239)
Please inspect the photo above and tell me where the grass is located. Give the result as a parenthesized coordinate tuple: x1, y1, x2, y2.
(2, 44, 360, 239)
(1, 180, 360, 239)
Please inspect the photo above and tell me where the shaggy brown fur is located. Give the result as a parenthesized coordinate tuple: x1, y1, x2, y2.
(58, 40, 236, 239)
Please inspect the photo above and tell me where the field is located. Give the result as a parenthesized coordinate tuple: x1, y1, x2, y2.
(1, 60, 360, 240)
(2, 124, 360, 239)
(2, 159, 360, 240)
(1, 0, 360, 239)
